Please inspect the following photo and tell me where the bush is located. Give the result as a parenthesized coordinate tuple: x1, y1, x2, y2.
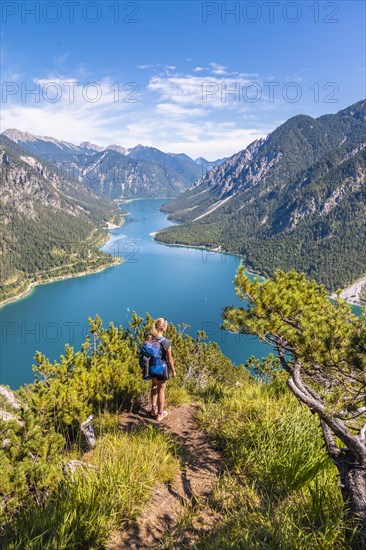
(2, 426, 178, 549)
(1, 313, 237, 542)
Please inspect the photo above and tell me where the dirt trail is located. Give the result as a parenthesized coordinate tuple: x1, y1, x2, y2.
(106, 403, 222, 549)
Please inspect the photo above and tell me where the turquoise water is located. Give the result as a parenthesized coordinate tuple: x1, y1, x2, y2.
(1, 199, 362, 389)
(1, 199, 270, 389)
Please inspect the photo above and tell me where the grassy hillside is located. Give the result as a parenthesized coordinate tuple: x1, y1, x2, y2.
(0, 310, 358, 549)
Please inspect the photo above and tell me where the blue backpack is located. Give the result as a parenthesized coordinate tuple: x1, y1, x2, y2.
(139, 337, 167, 380)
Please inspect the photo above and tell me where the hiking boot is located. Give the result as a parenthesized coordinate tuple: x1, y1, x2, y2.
(156, 410, 168, 421)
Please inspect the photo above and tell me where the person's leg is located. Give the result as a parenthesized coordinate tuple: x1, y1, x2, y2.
(151, 379, 158, 415)
(157, 380, 167, 415)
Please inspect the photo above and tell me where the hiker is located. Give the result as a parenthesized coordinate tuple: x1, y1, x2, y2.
(145, 317, 176, 421)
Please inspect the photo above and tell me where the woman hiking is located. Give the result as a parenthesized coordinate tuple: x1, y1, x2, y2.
(148, 317, 176, 421)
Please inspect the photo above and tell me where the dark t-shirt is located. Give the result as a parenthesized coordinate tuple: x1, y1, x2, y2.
(160, 338, 172, 363)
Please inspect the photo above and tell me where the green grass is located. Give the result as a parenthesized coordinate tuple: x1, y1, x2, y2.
(165, 383, 191, 406)
(2, 424, 179, 550)
(1, 316, 357, 549)
(194, 377, 351, 549)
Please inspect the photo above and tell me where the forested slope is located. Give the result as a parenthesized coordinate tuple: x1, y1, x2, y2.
(0, 136, 123, 303)
(157, 100, 366, 291)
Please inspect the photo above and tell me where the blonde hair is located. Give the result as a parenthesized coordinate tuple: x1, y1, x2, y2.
(150, 317, 168, 338)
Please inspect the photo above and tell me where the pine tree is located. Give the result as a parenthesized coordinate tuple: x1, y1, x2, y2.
(222, 268, 366, 546)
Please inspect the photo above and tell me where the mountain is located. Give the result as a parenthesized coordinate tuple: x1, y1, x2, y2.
(157, 100, 366, 292)
(80, 148, 193, 199)
(195, 156, 227, 167)
(0, 135, 123, 303)
(2, 130, 204, 199)
(3, 129, 89, 161)
(195, 156, 208, 164)
(1, 131, 95, 191)
(127, 145, 202, 180)
(125, 146, 227, 179)
(105, 144, 130, 156)
(79, 141, 105, 153)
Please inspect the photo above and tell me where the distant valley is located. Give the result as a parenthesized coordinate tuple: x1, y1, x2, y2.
(1, 100, 365, 303)
(0, 130, 224, 303)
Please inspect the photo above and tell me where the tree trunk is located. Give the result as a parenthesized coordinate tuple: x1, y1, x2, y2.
(337, 451, 366, 549)
(80, 415, 96, 449)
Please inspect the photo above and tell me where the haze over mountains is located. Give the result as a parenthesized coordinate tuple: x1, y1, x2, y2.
(158, 99, 366, 292)
(2, 130, 225, 199)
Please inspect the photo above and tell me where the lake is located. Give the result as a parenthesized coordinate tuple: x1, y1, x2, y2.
(1, 199, 271, 389)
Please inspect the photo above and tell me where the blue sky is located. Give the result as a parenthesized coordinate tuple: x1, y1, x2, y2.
(1, 0, 365, 159)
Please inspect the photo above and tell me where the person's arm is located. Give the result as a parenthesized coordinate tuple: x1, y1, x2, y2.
(166, 347, 176, 378)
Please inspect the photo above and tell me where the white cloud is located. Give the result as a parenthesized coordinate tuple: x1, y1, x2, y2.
(1, 76, 137, 139)
(137, 64, 176, 72)
(284, 69, 308, 83)
(118, 117, 269, 159)
(238, 72, 261, 78)
(209, 62, 227, 75)
(193, 63, 231, 75)
(3, 69, 21, 80)
(155, 103, 207, 118)
(1, 68, 276, 159)
(148, 73, 261, 109)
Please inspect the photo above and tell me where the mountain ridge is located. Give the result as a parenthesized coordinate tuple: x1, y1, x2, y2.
(1, 130, 199, 199)
(157, 99, 366, 292)
(2, 130, 226, 199)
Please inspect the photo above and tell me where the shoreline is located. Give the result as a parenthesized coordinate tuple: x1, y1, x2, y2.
(3, 201, 363, 310)
(116, 196, 174, 206)
(0, 258, 123, 309)
(0, 218, 126, 309)
(153, 235, 234, 255)
(154, 237, 267, 281)
(105, 221, 121, 230)
(153, 235, 252, 273)
(334, 273, 366, 306)
(154, 236, 364, 307)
